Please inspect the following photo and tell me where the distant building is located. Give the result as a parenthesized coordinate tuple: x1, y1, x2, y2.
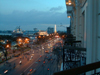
(47, 27, 54, 34)
(0, 30, 12, 36)
(23, 30, 39, 37)
(12, 26, 23, 37)
(38, 30, 48, 36)
(33, 28, 38, 31)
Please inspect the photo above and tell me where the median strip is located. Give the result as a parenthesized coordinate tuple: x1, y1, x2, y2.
(23, 57, 40, 72)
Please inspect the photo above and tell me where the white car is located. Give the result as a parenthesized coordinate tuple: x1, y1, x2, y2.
(29, 58, 32, 61)
(4, 70, 8, 74)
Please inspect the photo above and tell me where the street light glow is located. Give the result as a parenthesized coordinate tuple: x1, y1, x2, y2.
(19, 38, 22, 41)
(68, 2, 72, 5)
(6, 44, 9, 48)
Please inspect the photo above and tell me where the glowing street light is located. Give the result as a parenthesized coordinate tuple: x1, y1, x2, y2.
(6, 44, 9, 48)
(25, 38, 29, 44)
(18, 38, 22, 41)
(66, 0, 72, 6)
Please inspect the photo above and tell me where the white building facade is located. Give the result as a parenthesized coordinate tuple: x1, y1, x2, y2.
(65, 0, 100, 74)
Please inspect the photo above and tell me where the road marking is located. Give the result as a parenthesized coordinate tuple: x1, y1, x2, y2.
(23, 57, 40, 72)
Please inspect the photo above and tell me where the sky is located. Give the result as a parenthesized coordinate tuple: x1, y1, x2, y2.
(0, 0, 70, 31)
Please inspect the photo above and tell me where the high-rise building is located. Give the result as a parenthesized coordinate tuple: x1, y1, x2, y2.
(47, 27, 54, 34)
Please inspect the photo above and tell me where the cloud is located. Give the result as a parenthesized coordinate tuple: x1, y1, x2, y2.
(50, 6, 63, 11)
(0, 9, 70, 30)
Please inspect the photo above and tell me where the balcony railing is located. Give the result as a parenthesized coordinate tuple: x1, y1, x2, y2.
(53, 40, 100, 75)
(53, 61, 100, 75)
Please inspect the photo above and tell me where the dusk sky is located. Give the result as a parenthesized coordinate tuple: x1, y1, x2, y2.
(0, 0, 70, 31)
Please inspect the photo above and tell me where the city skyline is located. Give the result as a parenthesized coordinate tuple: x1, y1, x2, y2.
(0, 0, 70, 31)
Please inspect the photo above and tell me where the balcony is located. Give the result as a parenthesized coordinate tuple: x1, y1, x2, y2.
(54, 61, 100, 75)
(67, 6, 73, 18)
(53, 39, 100, 75)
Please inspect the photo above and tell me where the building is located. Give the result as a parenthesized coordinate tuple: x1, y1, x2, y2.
(38, 30, 48, 36)
(0, 30, 12, 36)
(23, 30, 39, 37)
(64, 0, 100, 75)
(33, 28, 38, 31)
(66, 27, 71, 34)
(12, 26, 23, 37)
(47, 27, 54, 34)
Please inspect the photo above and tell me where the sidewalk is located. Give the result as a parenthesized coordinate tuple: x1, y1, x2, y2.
(0, 47, 30, 62)
(0, 57, 17, 68)
(0, 47, 32, 68)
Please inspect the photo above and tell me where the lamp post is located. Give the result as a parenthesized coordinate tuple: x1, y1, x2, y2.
(5, 44, 9, 61)
(25, 38, 29, 47)
(17, 38, 23, 54)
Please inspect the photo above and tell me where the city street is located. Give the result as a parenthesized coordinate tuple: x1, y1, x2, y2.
(0, 37, 63, 75)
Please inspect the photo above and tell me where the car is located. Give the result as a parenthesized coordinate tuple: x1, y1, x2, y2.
(28, 68, 36, 74)
(43, 61, 45, 64)
(33, 69, 36, 72)
(30, 68, 33, 72)
(29, 58, 32, 61)
(38, 60, 41, 62)
(4, 70, 8, 74)
(40, 55, 42, 57)
(47, 68, 49, 71)
(45, 50, 49, 53)
(31, 56, 33, 58)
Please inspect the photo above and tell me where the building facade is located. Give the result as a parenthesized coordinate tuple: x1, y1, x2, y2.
(65, 0, 100, 74)
(38, 30, 48, 36)
(23, 30, 39, 37)
(47, 27, 54, 34)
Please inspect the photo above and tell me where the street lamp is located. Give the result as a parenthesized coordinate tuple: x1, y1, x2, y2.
(66, 0, 72, 6)
(18, 38, 22, 41)
(17, 38, 24, 54)
(17, 38, 22, 46)
(5, 44, 10, 61)
(25, 38, 29, 44)
(6, 44, 9, 48)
